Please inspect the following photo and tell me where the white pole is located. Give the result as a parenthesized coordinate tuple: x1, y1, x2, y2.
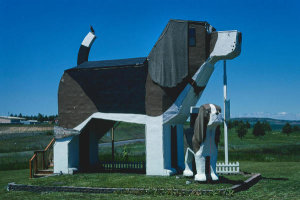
(223, 60, 229, 164)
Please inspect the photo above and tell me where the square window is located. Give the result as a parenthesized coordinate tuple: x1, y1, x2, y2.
(189, 28, 196, 47)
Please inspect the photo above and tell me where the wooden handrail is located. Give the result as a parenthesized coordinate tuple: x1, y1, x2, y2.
(29, 153, 37, 178)
(29, 138, 55, 178)
(29, 153, 37, 162)
(45, 138, 55, 151)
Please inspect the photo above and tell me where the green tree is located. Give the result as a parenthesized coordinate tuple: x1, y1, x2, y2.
(37, 113, 44, 122)
(253, 121, 265, 137)
(227, 120, 233, 129)
(282, 123, 292, 136)
(233, 120, 239, 128)
(293, 125, 300, 132)
(262, 121, 272, 132)
(236, 123, 247, 140)
(246, 121, 251, 129)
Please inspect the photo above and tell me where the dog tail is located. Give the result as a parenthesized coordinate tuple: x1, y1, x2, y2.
(77, 26, 97, 65)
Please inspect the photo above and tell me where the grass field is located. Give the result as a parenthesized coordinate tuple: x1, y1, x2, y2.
(1, 161, 300, 199)
(0, 123, 300, 198)
(99, 123, 145, 143)
(99, 123, 300, 163)
(0, 125, 54, 170)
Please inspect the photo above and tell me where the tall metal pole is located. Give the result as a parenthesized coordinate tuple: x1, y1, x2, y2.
(223, 60, 229, 164)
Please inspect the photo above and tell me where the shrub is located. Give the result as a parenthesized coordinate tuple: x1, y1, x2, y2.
(253, 121, 265, 137)
(233, 120, 239, 128)
(262, 121, 272, 132)
(282, 123, 292, 136)
(293, 125, 300, 132)
(236, 123, 248, 140)
(122, 145, 129, 161)
(227, 120, 233, 129)
(246, 121, 251, 129)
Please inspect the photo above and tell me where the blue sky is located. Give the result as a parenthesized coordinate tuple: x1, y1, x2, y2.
(0, 0, 299, 120)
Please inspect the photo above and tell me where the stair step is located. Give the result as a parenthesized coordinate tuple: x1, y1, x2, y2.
(34, 173, 52, 177)
(37, 169, 53, 175)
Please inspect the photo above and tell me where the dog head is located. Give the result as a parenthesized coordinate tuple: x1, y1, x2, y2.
(147, 20, 242, 88)
(207, 104, 223, 127)
(210, 31, 242, 62)
(192, 104, 222, 152)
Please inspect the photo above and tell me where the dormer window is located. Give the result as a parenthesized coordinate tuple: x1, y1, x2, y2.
(189, 28, 196, 47)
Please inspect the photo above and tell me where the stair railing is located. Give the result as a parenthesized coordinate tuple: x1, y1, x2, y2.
(29, 138, 55, 178)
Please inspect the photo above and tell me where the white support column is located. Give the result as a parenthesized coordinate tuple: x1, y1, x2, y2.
(145, 116, 165, 175)
(54, 136, 79, 174)
(223, 60, 229, 165)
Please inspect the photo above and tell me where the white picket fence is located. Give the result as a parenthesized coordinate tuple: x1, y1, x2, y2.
(216, 162, 239, 174)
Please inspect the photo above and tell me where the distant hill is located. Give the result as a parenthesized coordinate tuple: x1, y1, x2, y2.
(231, 117, 300, 130)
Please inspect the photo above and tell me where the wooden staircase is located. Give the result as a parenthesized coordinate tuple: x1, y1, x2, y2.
(29, 138, 55, 178)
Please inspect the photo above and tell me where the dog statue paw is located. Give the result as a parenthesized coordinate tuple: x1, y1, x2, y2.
(211, 172, 219, 181)
(195, 173, 207, 181)
(183, 169, 194, 177)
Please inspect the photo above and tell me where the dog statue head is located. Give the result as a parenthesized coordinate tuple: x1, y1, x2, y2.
(207, 104, 223, 126)
(192, 104, 223, 152)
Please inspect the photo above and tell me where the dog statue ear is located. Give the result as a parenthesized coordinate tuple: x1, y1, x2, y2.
(192, 106, 208, 152)
(147, 20, 188, 87)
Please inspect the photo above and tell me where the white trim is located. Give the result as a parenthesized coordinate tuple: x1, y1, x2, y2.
(190, 106, 199, 114)
(210, 31, 241, 61)
(74, 113, 150, 131)
(163, 61, 215, 124)
(81, 32, 96, 48)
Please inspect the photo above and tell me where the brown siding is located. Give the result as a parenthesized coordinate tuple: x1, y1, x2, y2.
(188, 23, 210, 76)
(58, 64, 147, 129)
(58, 72, 99, 129)
(145, 73, 188, 116)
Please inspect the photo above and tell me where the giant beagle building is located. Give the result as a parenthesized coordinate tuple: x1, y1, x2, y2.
(54, 19, 242, 176)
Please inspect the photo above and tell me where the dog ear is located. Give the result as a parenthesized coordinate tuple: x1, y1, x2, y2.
(192, 105, 209, 152)
(147, 20, 188, 87)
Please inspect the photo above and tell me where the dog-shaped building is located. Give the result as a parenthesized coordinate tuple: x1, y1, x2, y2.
(53, 19, 242, 176)
(184, 104, 222, 181)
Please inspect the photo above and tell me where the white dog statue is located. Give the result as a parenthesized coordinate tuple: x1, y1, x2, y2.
(183, 104, 223, 181)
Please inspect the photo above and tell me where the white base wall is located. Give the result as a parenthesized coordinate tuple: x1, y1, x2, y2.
(145, 117, 166, 175)
(54, 136, 79, 174)
(54, 115, 186, 176)
(145, 117, 183, 176)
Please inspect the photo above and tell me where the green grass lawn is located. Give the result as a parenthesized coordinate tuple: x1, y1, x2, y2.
(98, 125, 300, 163)
(99, 142, 145, 162)
(1, 161, 300, 199)
(0, 133, 53, 170)
(1, 124, 300, 198)
(99, 123, 145, 143)
(218, 128, 300, 162)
